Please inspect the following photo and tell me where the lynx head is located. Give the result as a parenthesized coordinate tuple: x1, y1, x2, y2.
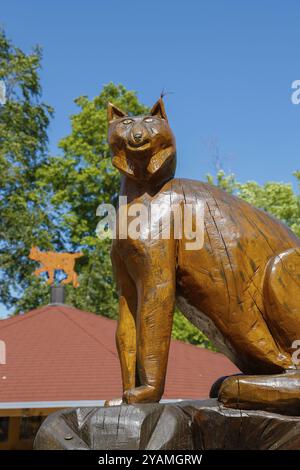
(29, 246, 40, 261)
(107, 98, 176, 183)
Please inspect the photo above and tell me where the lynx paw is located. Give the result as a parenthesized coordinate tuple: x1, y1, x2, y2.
(104, 397, 123, 407)
(123, 385, 162, 404)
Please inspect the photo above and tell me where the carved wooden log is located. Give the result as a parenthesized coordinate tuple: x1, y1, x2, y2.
(34, 400, 300, 450)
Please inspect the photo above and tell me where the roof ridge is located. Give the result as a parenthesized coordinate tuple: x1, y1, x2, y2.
(56, 305, 118, 359)
(0, 305, 50, 331)
(58, 305, 116, 324)
(0, 304, 115, 330)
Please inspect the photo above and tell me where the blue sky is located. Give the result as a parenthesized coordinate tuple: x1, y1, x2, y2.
(1, 0, 300, 315)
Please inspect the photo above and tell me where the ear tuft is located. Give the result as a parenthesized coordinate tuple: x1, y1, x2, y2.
(150, 98, 168, 120)
(107, 102, 126, 122)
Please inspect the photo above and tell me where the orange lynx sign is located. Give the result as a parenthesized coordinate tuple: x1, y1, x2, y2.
(29, 246, 83, 288)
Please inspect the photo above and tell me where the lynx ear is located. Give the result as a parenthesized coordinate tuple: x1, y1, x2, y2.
(107, 102, 126, 122)
(150, 98, 168, 120)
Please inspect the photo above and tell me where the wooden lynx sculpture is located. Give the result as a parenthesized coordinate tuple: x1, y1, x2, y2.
(105, 98, 300, 414)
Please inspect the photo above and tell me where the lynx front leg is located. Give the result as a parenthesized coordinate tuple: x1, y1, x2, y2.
(105, 251, 138, 407)
(116, 278, 138, 392)
(123, 242, 176, 404)
(34, 266, 46, 276)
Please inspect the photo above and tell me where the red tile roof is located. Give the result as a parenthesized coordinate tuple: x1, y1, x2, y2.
(0, 304, 239, 404)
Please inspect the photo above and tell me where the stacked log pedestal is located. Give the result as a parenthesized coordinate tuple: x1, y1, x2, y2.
(34, 399, 300, 450)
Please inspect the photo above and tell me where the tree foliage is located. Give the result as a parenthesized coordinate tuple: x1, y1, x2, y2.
(0, 29, 55, 309)
(172, 308, 217, 350)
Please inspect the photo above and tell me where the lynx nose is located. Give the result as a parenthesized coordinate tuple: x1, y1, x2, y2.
(133, 131, 143, 142)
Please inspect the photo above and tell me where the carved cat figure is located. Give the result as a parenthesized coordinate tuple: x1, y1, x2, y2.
(105, 98, 300, 414)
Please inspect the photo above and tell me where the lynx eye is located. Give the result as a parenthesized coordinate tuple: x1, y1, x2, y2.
(122, 119, 134, 125)
(144, 117, 154, 123)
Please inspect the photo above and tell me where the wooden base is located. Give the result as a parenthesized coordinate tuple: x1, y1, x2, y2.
(34, 399, 300, 450)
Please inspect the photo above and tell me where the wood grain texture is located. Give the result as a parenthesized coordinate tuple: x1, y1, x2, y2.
(105, 98, 300, 413)
(34, 400, 300, 450)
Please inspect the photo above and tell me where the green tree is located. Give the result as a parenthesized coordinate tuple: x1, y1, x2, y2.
(0, 30, 55, 310)
(172, 307, 216, 350)
(206, 170, 237, 193)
